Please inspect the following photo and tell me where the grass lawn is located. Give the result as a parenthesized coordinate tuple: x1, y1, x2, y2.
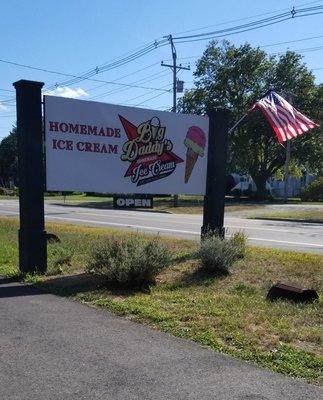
(0, 216, 322, 384)
(1, 193, 321, 217)
(250, 209, 323, 224)
(37, 194, 271, 215)
(46, 195, 323, 217)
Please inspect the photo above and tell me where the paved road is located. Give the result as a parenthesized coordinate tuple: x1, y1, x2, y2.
(0, 200, 322, 253)
(0, 278, 321, 400)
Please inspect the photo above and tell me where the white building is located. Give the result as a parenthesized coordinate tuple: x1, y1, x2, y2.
(230, 173, 315, 197)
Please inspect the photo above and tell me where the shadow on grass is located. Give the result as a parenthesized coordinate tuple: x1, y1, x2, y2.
(39, 269, 227, 299)
(250, 216, 323, 224)
(0, 276, 46, 298)
(0, 276, 20, 285)
(51, 201, 170, 214)
(52, 198, 273, 213)
(165, 265, 229, 290)
(172, 252, 197, 263)
(38, 273, 151, 298)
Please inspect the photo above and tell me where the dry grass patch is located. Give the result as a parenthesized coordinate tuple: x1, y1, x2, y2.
(250, 209, 323, 223)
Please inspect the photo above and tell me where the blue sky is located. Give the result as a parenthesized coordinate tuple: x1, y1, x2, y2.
(1, 0, 323, 139)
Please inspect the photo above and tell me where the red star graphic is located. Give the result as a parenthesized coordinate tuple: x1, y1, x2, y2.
(119, 115, 183, 178)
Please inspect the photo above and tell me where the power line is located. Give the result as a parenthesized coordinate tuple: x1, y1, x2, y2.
(261, 34, 323, 48)
(0, 62, 167, 105)
(173, 11, 291, 40)
(44, 77, 171, 94)
(172, 6, 323, 44)
(2, 66, 172, 105)
(96, 41, 163, 69)
(87, 70, 171, 101)
(0, 88, 14, 93)
(27, 4, 322, 95)
(2, 4, 322, 110)
(5, 4, 321, 100)
(28, 42, 166, 95)
(274, 45, 323, 55)
(3, 38, 322, 107)
(121, 83, 172, 104)
(85, 61, 161, 93)
(0, 63, 172, 105)
(172, 0, 323, 36)
(44, 39, 169, 90)
(126, 75, 185, 109)
(134, 91, 169, 107)
(165, 35, 323, 63)
(120, 69, 184, 108)
(0, 39, 170, 104)
(44, 41, 162, 89)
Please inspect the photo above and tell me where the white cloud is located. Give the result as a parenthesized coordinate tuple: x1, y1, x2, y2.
(45, 86, 89, 99)
(0, 103, 9, 111)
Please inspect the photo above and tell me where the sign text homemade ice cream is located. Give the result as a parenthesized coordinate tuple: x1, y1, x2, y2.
(44, 96, 209, 195)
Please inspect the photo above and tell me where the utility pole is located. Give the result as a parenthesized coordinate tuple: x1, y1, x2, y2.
(161, 34, 190, 207)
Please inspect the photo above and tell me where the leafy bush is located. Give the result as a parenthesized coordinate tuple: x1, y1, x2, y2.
(86, 235, 171, 287)
(23, 273, 43, 284)
(300, 178, 323, 202)
(229, 231, 247, 259)
(198, 232, 247, 275)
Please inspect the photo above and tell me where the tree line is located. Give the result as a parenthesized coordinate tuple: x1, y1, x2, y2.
(0, 127, 17, 188)
(179, 40, 322, 197)
(1, 41, 322, 196)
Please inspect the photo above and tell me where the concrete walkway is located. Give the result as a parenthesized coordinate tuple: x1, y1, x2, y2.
(0, 278, 322, 400)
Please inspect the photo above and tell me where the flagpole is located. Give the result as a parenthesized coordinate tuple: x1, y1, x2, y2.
(228, 114, 247, 134)
(228, 90, 274, 135)
(283, 92, 293, 203)
(284, 138, 291, 202)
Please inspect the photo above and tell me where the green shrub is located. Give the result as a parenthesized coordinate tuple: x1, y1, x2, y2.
(198, 232, 247, 275)
(23, 273, 43, 284)
(47, 244, 73, 275)
(230, 231, 247, 259)
(300, 178, 323, 202)
(86, 235, 171, 287)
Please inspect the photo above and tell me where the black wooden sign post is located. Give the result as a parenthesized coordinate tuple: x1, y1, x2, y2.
(202, 108, 230, 237)
(13, 80, 47, 273)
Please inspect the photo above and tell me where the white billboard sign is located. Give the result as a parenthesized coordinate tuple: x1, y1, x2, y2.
(44, 96, 209, 195)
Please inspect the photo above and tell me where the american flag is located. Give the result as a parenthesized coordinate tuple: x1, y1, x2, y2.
(249, 90, 319, 142)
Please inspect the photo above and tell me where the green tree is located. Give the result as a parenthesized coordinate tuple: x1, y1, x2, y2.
(179, 41, 322, 197)
(0, 127, 18, 187)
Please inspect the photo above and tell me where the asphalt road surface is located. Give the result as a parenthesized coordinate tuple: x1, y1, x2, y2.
(0, 200, 322, 253)
(0, 278, 322, 400)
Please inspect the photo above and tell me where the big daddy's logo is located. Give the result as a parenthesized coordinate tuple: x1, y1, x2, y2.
(119, 115, 183, 186)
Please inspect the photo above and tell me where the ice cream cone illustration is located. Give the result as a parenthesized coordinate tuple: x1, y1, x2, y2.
(184, 126, 206, 183)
